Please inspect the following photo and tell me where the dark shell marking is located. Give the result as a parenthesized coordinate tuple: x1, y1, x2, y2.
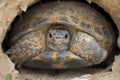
(6, 2, 115, 69)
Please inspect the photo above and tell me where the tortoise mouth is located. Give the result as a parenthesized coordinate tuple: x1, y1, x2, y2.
(47, 42, 69, 51)
(23, 51, 92, 69)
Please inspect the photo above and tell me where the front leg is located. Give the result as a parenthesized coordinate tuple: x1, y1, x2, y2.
(70, 32, 108, 65)
(6, 30, 45, 68)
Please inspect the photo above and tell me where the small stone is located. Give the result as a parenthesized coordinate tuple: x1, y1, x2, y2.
(70, 74, 91, 80)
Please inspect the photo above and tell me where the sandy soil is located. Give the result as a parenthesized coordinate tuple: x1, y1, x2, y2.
(17, 67, 103, 80)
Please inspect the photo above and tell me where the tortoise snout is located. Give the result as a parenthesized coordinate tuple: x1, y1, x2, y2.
(53, 36, 64, 44)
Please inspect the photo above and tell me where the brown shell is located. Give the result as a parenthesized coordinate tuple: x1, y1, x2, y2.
(10, 2, 115, 52)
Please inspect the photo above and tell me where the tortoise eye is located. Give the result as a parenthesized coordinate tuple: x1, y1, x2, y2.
(65, 34, 68, 39)
(49, 33, 52, 38)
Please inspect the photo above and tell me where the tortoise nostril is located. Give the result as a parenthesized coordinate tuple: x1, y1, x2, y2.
(56, 37, 60, 39)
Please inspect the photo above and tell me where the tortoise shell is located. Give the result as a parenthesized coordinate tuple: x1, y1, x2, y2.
(7, 1, 115, 69)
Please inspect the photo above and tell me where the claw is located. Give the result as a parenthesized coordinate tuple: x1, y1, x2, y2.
(16, 62, 23, 69)
(9, 56, 14, 61)
(5, 50, 11, 55)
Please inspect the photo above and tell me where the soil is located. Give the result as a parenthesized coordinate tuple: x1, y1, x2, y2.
(17, 67, 103, 80)
(16, 66, 120, 80)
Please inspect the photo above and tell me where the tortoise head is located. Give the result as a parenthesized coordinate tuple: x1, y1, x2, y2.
(46, 25, 71, 51)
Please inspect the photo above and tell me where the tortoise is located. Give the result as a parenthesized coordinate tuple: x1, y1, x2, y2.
(6, 1, 116, 69)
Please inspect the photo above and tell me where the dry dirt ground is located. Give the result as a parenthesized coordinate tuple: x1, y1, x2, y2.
(16, 67, 120, 80)
(17, 67, 103, 80)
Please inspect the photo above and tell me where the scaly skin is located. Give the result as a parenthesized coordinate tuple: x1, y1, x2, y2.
(46, 25, 71, 51)
(6, 30, 45, 68)
(70, 32, 107, 64)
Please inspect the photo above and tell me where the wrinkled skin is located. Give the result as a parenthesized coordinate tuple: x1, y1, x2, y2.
(6, 1, 116, 69)
(6, 31, 45, 68)
(70, 32, 107, 64)
(46, 25, 71, 51)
